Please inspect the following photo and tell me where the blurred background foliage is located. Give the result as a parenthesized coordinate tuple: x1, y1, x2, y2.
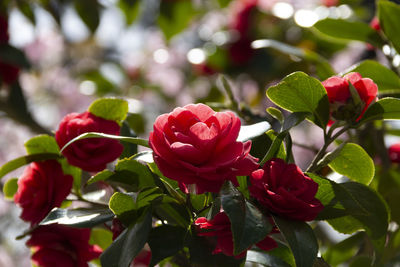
(1, 0, 399, 266)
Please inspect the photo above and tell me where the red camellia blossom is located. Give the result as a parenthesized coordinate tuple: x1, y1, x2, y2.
(26, 224, 102, 267)
(195, 211, 277, 258)
(249, 158, 323, 221)
(149, 103, 259, 194)
(228, 0, 258, 64)
(389, 143, 400, 164)
(0, 14, 20, 85)
(322, 72, 378, 123)
(370, 17, 381, 31)
(55, 111, 124, 172)
(14, 160, 73, 225)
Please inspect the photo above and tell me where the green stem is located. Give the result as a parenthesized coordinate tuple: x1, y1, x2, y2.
(306, 125, 350, 173)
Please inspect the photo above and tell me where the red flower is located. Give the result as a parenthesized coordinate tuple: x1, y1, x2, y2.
(249, 158, 323, 221)
(149, 103, 259, 194)
(26, 224, 102, 267)
(55, 111, 124, 172)
(0, 61, 20, 85)
(14, 160, 73, 225)
(370, 17, 381, 32)
(322, 72, 378, 123)
(195, 211, 277, 258)
(228, 0, 258, 64)
(389, 143, 400, 164)
(0, 14, 9, 43)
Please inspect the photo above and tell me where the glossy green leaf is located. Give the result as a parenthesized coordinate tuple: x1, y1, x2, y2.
(313, 19, 383, 47)
(237, 121, 271, 142)
(90, 228, 113, 250)
(148, 225, 186, 266)
(74, 0, 100, 33)
(246, 249, 292, 267)
(267, 72, 330, 128)
(100, 208, 152, 267)
(0, 44, 30, 68)
(273, 216, 318, 267)
(266, 107, 284, 122)
(0, 153, 62, 179)
(3, 177, 18, 200)
(115, 157, 155, 188)
(60, 132, 149, 154)
(16, 0, 36, 24)
(259, 130, 287, 166)
(323, 232, 364, 266)
(118, 0, 141, 25)
(109, 192, 136, 218)
(40, 208, 114, 228)
(60, 159, 82, 195)
(360, 98, 400, 123)
(157, 1, 196, 40)
(87, 169, 114, 185)
(328, 143, 375, 185)
(327, 182, 389, 254)
(220, 182, 272, 255)
(252, 39, 335, 80)
(379, 0, 400, 53)
(24, 134, 60, 155)
(88, 98, 129, 123)
(345, 60, 400, 94)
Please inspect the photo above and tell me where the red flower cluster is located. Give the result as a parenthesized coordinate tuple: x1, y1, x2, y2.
(26, 224, 102, 267)
(228, 0, 258, 64)
(195, 211, 277, 258)
(250, 158, 323, 221)
(14, 160, 73, 225)
(322, 72, 378, 123)
(149, 103, 259, 194)
(389, 143, 400, 164)
(56, 111, 124, 172)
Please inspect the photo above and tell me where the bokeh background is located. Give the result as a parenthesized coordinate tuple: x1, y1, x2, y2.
(0, 0, 390, 265)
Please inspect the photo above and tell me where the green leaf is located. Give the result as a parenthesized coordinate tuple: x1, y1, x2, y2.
(73, 0, 100, 33)
(267, 72, 330, 128)
(24, 134, 60, 155)
(118, 0, 141, 25)
(323, 232, 365, 266)
(3, 178, 18, 200)
(0, 44, 30, 68)
(259, 130, 287, 166)
(0, 153, 62, 179)
(246, 249, 292, 267)
(157, 1, 196, 40)
(344, 60, 400, 94)
(360, 97, 400, 123)
(90, 228, 113, 250)
(88, 98, 129, 123)
(313, 19, 383, 47)
(60, 132, 149, 153)
(109, 192, 136, 218)
(87, 169, 114, 185)
(148, 225, 186, 266)
(378, 0, 400, 54)
(60, 159, 82, 195)
(40, 208, 114, 228)
(100, 208, 152, 267)
(252, 39, 335, 80)
(326, 182, 389, 254)
(220, 182, 272, 255)
(273, 216, 318, 267)
(266, 107, 284, 123)
(328, 143, 375, 185)
(16, 0, 36, 24)
(114, 157, 155, 188)
(237, 121, 271, 142)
